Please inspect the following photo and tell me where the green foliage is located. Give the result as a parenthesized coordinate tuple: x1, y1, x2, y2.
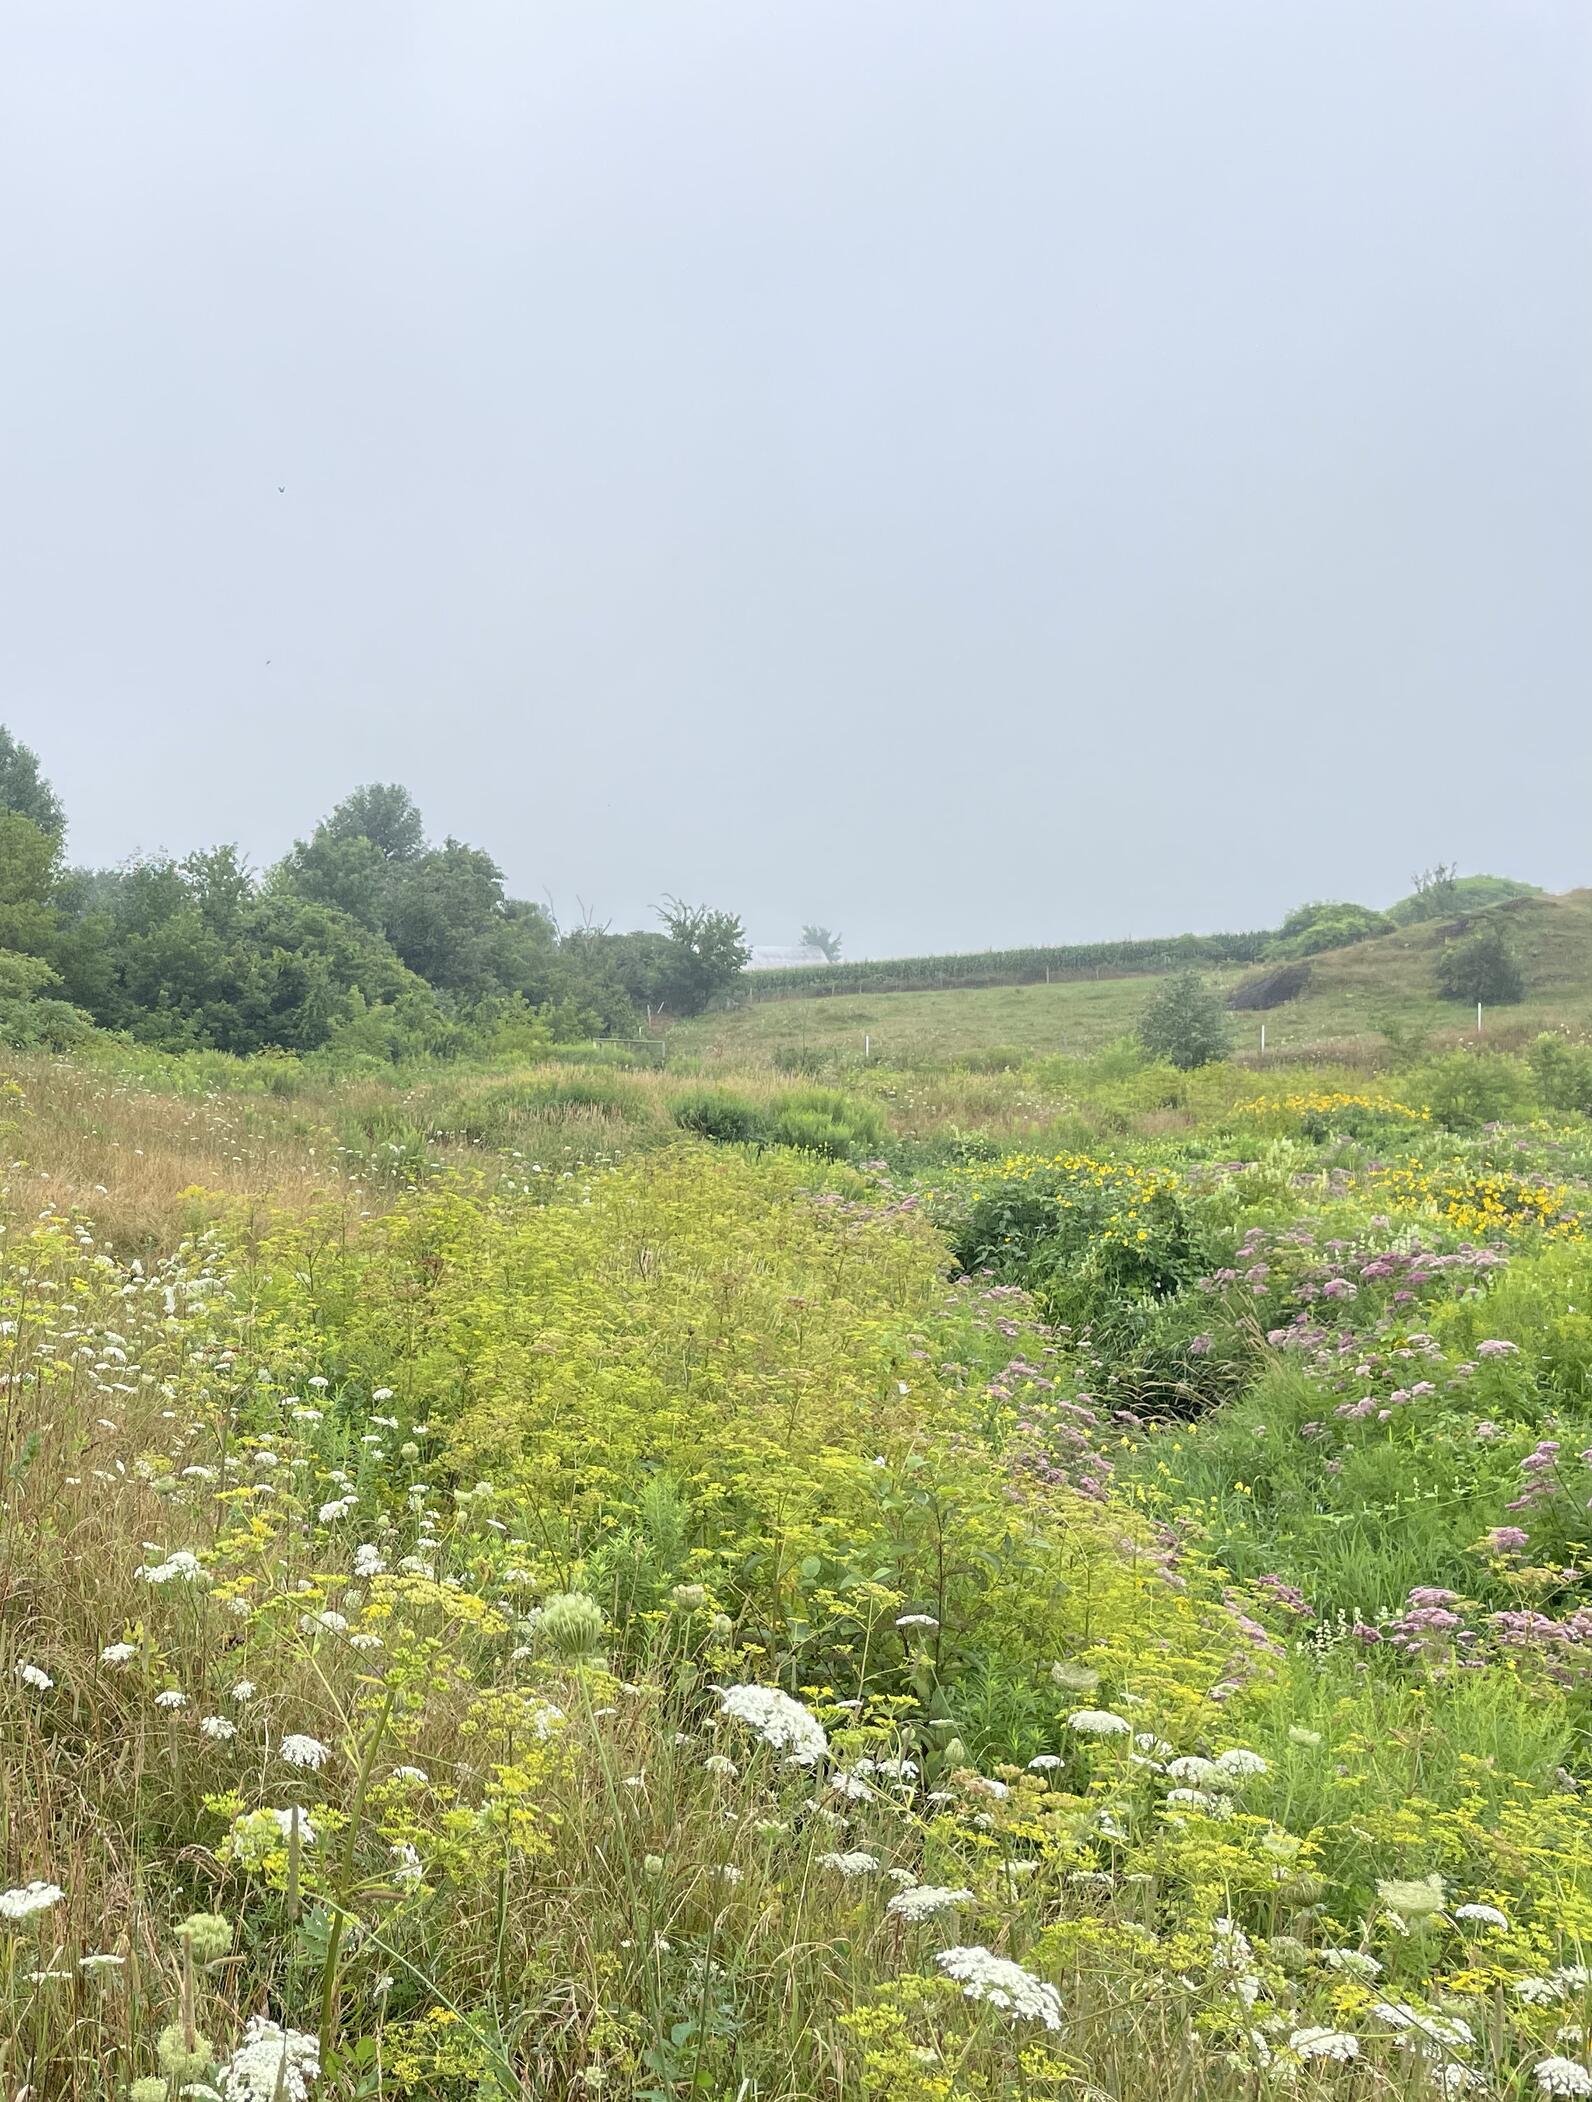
(0, 724, 65, 839)
(671, 1088, 764, 1144)
(1268, 898, 1392, 959)
(1436, 919, 1526, 1006)
(746, 928, 1273, 999)
(655, 896, 751, 1015)
(1388, 867, 1540, 925)
(801, 923, 843, 962)
(1529, 1031, 1592, 1115)
(766, 1086, 887, 1160)
(1405, 1047, 1533, 1130)
(1135, 972, 1232, 1070)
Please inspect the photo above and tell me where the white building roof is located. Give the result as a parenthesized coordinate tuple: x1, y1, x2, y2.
(747, 945, 829, 971)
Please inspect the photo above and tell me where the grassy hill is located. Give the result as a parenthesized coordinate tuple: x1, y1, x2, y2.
(681, 890, 1592, 1066)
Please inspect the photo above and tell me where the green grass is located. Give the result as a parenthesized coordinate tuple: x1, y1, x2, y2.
(683, 890, 1592, 1069)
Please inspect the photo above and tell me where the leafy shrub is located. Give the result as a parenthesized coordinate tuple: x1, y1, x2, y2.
(1136, 973, 1232, 1070)
(766, 1087, 886, 1160)
(1529, 1032, 1592, 1115)
(1435, 920, 1526, 1005)
(1388, 869, 1540, 924)
(1267, 900, 1391, 959)
(1407, 1047, 1533, 1130)
(771, 1044, 836, 1077)
(672, 1088, 765, 1144)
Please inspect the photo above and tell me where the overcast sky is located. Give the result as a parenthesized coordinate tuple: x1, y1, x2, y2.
(2, 3, 1587, 956)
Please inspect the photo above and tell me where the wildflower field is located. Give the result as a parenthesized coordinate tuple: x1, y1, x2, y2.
(11, 1038, 1592, 2099)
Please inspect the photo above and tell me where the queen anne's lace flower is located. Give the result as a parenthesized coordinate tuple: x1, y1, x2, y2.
(216, 2016, 320, 2100)
(1166, 1755, 1222, 1783)
(1371, 2003, 1473, 2050)
(1212, 1747, 1268, 1779)
(1534, 2059, 1592, 2096)
(1320, 1948, 1382, 1980)
(279, 1734, 329, 1771)
(200, 1715, 237, 1740)
(0, 1881, 64, 1923)
(935, 1946, 1062, 2029)
(815, 1851, 879, 1876)
(715, 1685, 828, 1765)
(1289, 2028, 1359, 2063)
(1067, 1709, 1130, 1736)
(1454, 1902, 1510, 1929)
(887, 1883, 973, 1922)
(100, 1643, 138, 1666)
(136, 1550, 205, 1585)
(13, 1662, 52, 1691)
(1377, 1873, 1446, 1919)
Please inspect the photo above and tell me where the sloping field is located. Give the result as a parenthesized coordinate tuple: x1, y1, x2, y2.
(681, 893, 1592, 1067)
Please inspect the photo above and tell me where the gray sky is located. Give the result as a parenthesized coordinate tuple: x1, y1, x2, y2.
(2, 3, 1588, 957)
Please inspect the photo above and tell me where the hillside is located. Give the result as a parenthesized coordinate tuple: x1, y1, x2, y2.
(681, 891, 1592, 1066)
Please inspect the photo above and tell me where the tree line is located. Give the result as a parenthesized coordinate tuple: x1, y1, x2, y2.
(0, 727, 750, 1059)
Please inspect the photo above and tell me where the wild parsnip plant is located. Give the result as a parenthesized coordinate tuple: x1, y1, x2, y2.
(9, 1049, 1592, 2098)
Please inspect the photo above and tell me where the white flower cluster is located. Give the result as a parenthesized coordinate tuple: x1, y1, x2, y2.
(1066, 1708, 1131, 1736)
(0, 1881, 63, 1923)
(1289, 2028, 1359, 2063)
(135, 1548, 205, 1585)
(886, 1883, 972, 1923)
(1535, 2059, 1592, 2097)
(716, 1684, 828, 1765)
(815, 1851, 879, 1877)
(279, 1734, 330, 1771)
(216, 2016, 321, 2100)
(935, 1945, 1062, 2029)
(13, 1662, 52, 1691)
(1371, 2002, 1474, 2052)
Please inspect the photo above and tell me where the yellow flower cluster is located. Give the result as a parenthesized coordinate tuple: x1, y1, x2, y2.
(1241, 1090, 1430, 1123)
(1374, 1161, 1583, 1241)
(954, 1150, 1180, 1199)
(951, 1152, 1184, 1252)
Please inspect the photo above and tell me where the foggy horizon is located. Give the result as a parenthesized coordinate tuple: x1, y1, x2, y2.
(3, 3, 1588, 957)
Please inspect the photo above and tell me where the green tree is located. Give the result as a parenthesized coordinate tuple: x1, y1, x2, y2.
(1435, 921, 1525, 1006)
(1136, 972, 1232, 1070)
(0, 726, 66, 841)
(1395, 863, 1461, 924)
(319, 782, 426, 862)
(0, 812, 64, 958)
(1269, 900, 1391, 959)
(801, 923, 843, 962)
(656, 897, 750, 1016)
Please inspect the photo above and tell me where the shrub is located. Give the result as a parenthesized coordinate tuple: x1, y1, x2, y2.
(766, 1087, 886, 1160)
(1407, 1047, 1533, 1130)
(1136, 973, 1232, 1070)
(671, 1088, 765, 1145)
(771, 1044, 834, 1077)
(1268, 900, 1391, 960)
(1528, 1032, 1592, 1115)
(1436, 920, 1526, 1006)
